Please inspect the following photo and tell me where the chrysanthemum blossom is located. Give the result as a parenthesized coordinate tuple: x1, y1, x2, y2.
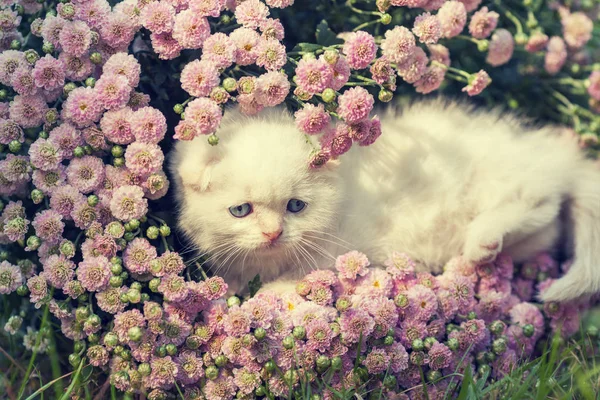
(468, 6, 498, 39)
(124, 141, 164, 177)
(180, 60, 220, 97)
(189, 0, 223, 17)
(234, 0, 269, 29)
(131, 106, 167, 144)
(32, 209, 64, 242)
(61, 87, 103, 128)
(561, 11, 593, 49)
(33, 54, 65, 91)
(201, 33, 236, 68)
(437, 1, 466, 38)
(172, 10, 210, 49)
(397, 47, 429, 84)
(462, 70, 491, 96)
(230, 27, 260, 65)
(76, 256, 111, 292)
(335, 250, 370, 280)
(295, 58, 333, 95)
(587, 71, 600, 101)
(486, 29, 514, 67)
(140, 1, 175, 34)
(29, 138, 63, 171)
(103, 53, 142, 87)
(66, 156, 105, 193)
(544, 36, 567, 75)
(59, 20, 93, 56)
(184, 98, 222, 135)
(254, 38, 287, 71)
(413, 12, 442, 44)
(100, 107, 136, 145)
(294, 103, 330, 134)
(110, 185, 148, 221)
(337, 87, 374, 124)
(381, 26, 416, 64)
(260, 18, 285, 40)
(254, 71, 290, 107)
(100, 12, 137, 48)
(95, 74, 131, 110)
(343, 31, 377, 70)
(151, 31, 183, 60)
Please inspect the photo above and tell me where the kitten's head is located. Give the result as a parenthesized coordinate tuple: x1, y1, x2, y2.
(171, 108, 342, 273)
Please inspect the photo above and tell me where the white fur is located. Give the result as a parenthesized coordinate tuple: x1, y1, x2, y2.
(170, 100, 600, 301)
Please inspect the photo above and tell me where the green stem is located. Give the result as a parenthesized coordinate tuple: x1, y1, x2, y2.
(503, 9, 524, 35)
(59, 361, 85, 400)
(18, 298, 52, 399)
(353, 19, 382, 32)
(195, 262, 209, 280)
(148, 214, 167, 225)
(47, 331, 64, 398)
(346, 0, 380, 15)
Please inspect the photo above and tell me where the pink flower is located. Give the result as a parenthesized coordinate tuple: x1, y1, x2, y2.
(468, 7, 498, 39)
(561, 11, 593, 49)
(413, 12, 442, 44)
(143, 171, 170, 200)
(95, 74, 131, 110)
(587, 71, 600, 101)
(10, 94, 48, 129)
(254, 71, 290, 107)
(32, 167, 67, 195)
(77, 256, 111, 292)
(343, 31, 377, 70)
(29, 138, 63, 171)
(66, 156, 105, 193)
(328, 55, 351, 91)
(222, 305, 252, 336)
(100, 108, 136, 145)
(50, 185, 85, 220)
(189, 0, 223, 17)
(32, 209, 64, 243)
(158, 274, 189, 302)
(235, 0, 269, 29)
(398, 47, 428, 84)
(462, 69, 491, 96)
(363, 348, 390, 374)
(59, 20, 92, 56)
(260, 18, 285, 40)
(544, 36, 567, 75)
(173, 120, 198, 141)
(254, 38, 287, 71)
(11, 67, 37, 96)
(131, 106, 167, 144)
(406, 284, 438, 321)
(428, 342, 452, 370)
(437, 1, 466, 38)
(265, 0, 294, 7)
(414, 65, 445, 94)
(59, 53, 93, 81)
(76, 0, 111, 28)
(40, 15, 67, 49)
(230, 27, 260, 65)
(201, 33, 236, 68)
(124, 142, 164, 177)
(295, 58, 333, 95)
(204, 376, 236, 400)
(337, 86, 374, 124)
(140, 1, 175, 34)
(0, 119, 23, 145)
(335, 250, 370, 280)
(123, 238, 156, 274)
(181, 59, 220, 97)
(339, 308, 375, 344)
(103, 53, 141, 87)
(381, 26, 416, 64)
(61, 87, 103, 128)
(173, 10, 210, 49)
(486, 29, 514, 67)
(109, 185, 148, 221)
(151, 31, 183, 60)
(100, 12, 137, 48)
(0, 261, 23, 294)
(184, 97, 222, 135)
(294, 103, 330, 134)
(0, 51, 27, 87)
(42, 255, 75, 289)
(525, 32, 549, 53)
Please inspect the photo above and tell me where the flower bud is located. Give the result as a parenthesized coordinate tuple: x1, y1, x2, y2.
(90, 52, 102, 65)
(104, 332, 118, 347)
(321, 88, 336, 103)
(111, 145, 124, 158)
(138, 363, 151, 376)
(316, 355, 331, 371)
(205, 365, 219, 380)
(26, 235, 41, 251)
(0, 89, 6, 100)
(586, 325, 599, 338)
(331, 356, 342, 371)
(215, 355, 228, 367)
(155, 345, 167, 357)
(410, 351, 426, 365)
(380, 13, 392, 25)
(146, 226, 159, 240)
(514, 32, 528, 45)
(165, 343, 177, 356)
(477, 40, 489, 52)
(159, 225, 171, 237)
(283, 335, 295, 349)
(411, 338, 424, 351)
(207, 134, 219, 146)
(447, 337, 459, 351)
(492, 338, 507, 355)
(68, 353, 81, 367)
(394, 294, 408, 308)
(16, 285, 28, 296)
(264, 360, 276, 373)
(223, 77, 237, 92)
(24, 49, 40, 64)
(522, 324, 535, 338)
(186, 335, 201, 350)
(8, 140, 21, 153)
(378, 89, 393, 103)
(383, 335, 394, 346)
(323, 49, 339, 65)
(75, 307, 90, 322)
(424, 336, 437, 350)
(42, 41, 55, 54)
(467, 311, 477, 320)
(427, 370, 442, 382)
(292, 326, 306, 340)
(227, 296, 240, 307)
(489, 320, 506, 336)
(73, 146, 85, 158)
(173, 104, 184, 114)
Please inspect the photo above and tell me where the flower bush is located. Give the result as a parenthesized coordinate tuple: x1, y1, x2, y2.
(0, 0, 599, 398)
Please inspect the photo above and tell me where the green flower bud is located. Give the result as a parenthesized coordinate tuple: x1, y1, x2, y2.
(208, 134, 219, 146)
(254, 327, 267, 341)
(146, 226, 159, 239)
(63, 82, 77, 97)
(87, 195, 99, 207)
(130, 282, 142, 291)
(87, 333, 99, 344)
(264, 360, 276, 373)
(16, 285, 28, 296)
(128, 219, 140, 230)
(60, 240, 75, 257)
(514, 32, 528, 45)
(111, 145, 124, 158)
(75, 307, 90, 322)
(159, 225, 171, 237)
(447, 337, 459, 351)
(84, 77, 96, 87)
(411, 338, 424, 351)
(83, 145, 92, 155)
(26, 235, 41, 251)
(477, 40, 489, 52)
(424, 337, 437, 350)
(123, 232, 135, 242)
(155, 345, 167, 357)
(86, 315, 101, 327)
(478, 364, 491, 377)
(227, 296, 241, 307)
(149, 278, 161, 292)
(73, 146, 85, 158)
(173, 104, 184, 114)
(127, 289, 141, 304)
(383, 335, 394, 346)
(68, 353, 81, 367)
(90, 52, 102, 65)
(45, 109, 59, 124)
(321, 88, 336, 103)
(489, 320, 506, 336)
(380, 13, 392, 25)
(467, 311, 477, 320)
(104, 332, 119, 347)
(42, 41, 55, 54)
(331, 356, 342, 371)
(185, 335, 201, 350)
(8, 140, 22, 153)
(205, 365, 219, 380)
(255, 386, 267, 397)
(110, 263, 123, 276)
(73, 340, 86, 354)
(378, 89, 393, 103)
(323, 48, 339, 65)
(223, 77, 237, 92)
(427, 370, 442, 382)
(24, 49, 40, 64)
(0, 89, 7, 101)
(283, 335, 295, 350)
(119, 293, 129, 303)
(394, 294, 409, 308)
(214, 354, 228, 367)
(316, 355, 331, 371)
(128, 327, 143, 342)
(586, 325, 599, 338)
(113, 157, 125, 167)
(164, 343, 176, 356)
(14, 3, 24, 14)
(292, 326, 306, 340)
(522, 324, 535, 338)
(138, 363, 151, 376)
(492, 338, 507, 355)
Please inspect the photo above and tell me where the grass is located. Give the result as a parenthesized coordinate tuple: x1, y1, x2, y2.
(2, 298, 600, 400)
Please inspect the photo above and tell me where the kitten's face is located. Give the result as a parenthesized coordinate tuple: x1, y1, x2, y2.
(173, 112, 342, 273)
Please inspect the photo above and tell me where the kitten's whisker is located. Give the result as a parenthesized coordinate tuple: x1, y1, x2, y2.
(303, 230, 354, 249)
(299, 238, 336, 262)
(296, 242, 319, 272)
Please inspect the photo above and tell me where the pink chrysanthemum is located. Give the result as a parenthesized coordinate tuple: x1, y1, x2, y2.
(587, 71, 600, 101)
(265, 0, 294, 7)
(0, 261, 22, 294)
(42, 254, 75, 289)
(100, 107, 135, 145)
(103, 53, 141, 87)
(131, 106, 167, 144)
(50, 185, 85, 220)
(254, 38, 287, 71)
(61, 87, 103, 128)
(175, 351, 204, 385)
(75, 0, 111, 29)
(0, 50, 27, 87)
(234, 0, 269, 29)
(151, 31, 183, 60)
(29, 138, 63, 171)
(381, 26, 416, 64)
(59, 53, 93, 81)
(173, 120, 197, 141)
(9, 94, 48, 129)
(335, 250, 370, 280)
(0, 119, 24, 145)
(384, 251, 415, 279)
(222, 305, 252, 336)
(140, 1, 175, 34)
(413, 12, 442, 44)
(544, 36, 567, 75)
(124, 142, 164, 177)
(76, 256, 111, 292)
(294, 103, 330, 134)
(109, 185, 148, 221)
(114, 309, 146, 341)
(201, 33, 236, 68)
(437, 0, 467, 38)
(230, 27, 260, 65)
(32, 55, 65, 91)
(10, 66, 37, 96)
(32, 167, 66, 195)
(525, 32, 549, 53)
(562, 11, 593, 49)
(414, 65, 445, 94)
(26, 275, 47, 302)
(468, 6, 498, 39)
(184, 97, 222, 135)
(342, 31, 377, 70)
(305, 318, 333, 352)
(32, 209, 64, 243)
(172, 10, 210, 49)
(0, 154, 30, 183)
(462, 69, 491, 96)
(59, 20, 92, 56)
(407, 284, 438, 321)
(66, 156, 105, 194)
(428, 342, 452, 370)
(369, 57, 394, 85)
(158, 274, 189, 302)
(95, 74, 131, 110)
(180, 59, 220, 97)
(254, 71, 290, 107)
(363, 347, 390, 374)
(204, 375, 236, 400)
(143, 171, 170, 200)
(260, 17, 285, 41)
(123, 238, 158, 274)
(339, 308, 375, 344)
(40, 15, 67, 49)
(486, 28, 514, 67)
(337, 87, 374, 124)
(295, 58, 333, 95)
(232, 367, 259, 395)
(48, 123, 83, 156)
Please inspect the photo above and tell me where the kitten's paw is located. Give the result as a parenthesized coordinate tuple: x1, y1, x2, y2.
(463, 233, 503, 265)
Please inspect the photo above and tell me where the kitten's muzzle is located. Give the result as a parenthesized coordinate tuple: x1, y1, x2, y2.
(262, 229, 283, 243)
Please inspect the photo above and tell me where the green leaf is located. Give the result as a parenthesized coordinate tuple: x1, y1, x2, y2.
(315, 20, 343, 46)
(248, 274, 262, 297)
(291, 42, 324, 53)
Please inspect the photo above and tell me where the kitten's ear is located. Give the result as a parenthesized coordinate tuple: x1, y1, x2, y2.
(177, 154, 221, 192)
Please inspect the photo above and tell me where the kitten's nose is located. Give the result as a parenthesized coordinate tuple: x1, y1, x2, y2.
(263, 229, 282, 242)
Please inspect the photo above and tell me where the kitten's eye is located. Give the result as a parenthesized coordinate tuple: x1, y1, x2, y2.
(229, 203, 252, 218)
(287, 199, 306, 213)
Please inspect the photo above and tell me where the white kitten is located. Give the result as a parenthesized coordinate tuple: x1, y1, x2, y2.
(170, 100, 600, 302)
